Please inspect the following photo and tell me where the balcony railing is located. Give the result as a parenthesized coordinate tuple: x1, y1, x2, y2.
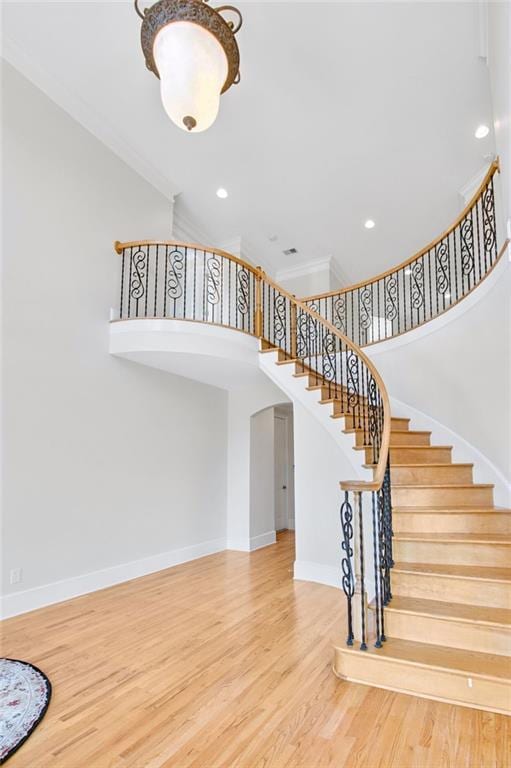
(302, 161, 505, 346)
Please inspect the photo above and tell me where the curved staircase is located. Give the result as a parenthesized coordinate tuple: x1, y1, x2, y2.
(111, 159, 510, 715)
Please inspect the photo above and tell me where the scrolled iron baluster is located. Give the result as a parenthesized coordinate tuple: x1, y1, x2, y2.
(296, 309, 309, 360)
(482, 181, 496, 268)
(384, 275, 398, 322)
(346, 348, 360, 418)
(130, 247, 147, 308)
(411, 261, 425, 311)
(359, 286, 372, 331)
(166, 248, 185, 301)
(460, 215, 475, 281)
(371, 492, 383, 648)
(273, 293, 287, 344)
(333, 295, 347, 334)
(322, 331, 337, 399)
(435, 240, 450, 297)
(206, 254, 221, 308)
(340, 492, 355, 646)
(236, 267, 250, 325)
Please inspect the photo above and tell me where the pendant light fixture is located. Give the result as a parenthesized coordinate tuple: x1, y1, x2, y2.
(135, 0, 242, 133)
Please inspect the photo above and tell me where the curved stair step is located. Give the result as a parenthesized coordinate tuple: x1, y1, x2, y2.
(393, 507, 511, 534)
(379, 596, 511, 655)
(393, 532, 510, 567)
(392, 483, 494, 507)
(333, 638, 511, 714)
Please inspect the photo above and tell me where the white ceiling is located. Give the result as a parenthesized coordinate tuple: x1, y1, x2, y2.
(3, 1, 497, 284)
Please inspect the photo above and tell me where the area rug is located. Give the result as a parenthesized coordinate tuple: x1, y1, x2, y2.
(0, 658, 52, 764)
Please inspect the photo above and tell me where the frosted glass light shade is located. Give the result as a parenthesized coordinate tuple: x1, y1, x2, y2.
(153, 21, 228, 133)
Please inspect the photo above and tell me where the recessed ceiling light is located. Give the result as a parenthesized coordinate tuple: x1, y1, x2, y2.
(364, 219, 375, 229)
(404, 268, 412, 276)
(445, 292, 451, 300)
(216, 187, 228, 199)
(475, 124, 489, 139)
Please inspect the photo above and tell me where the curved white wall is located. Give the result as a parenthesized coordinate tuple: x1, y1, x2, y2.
(366, 255, 511, 504)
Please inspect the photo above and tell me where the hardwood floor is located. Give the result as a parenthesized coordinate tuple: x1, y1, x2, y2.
(2, 531, 509, 767)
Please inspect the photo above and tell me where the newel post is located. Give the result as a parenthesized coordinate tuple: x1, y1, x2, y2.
(255, 267, 263, 338)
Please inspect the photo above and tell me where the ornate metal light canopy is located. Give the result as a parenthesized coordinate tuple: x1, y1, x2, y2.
(135, 0, 242, 133)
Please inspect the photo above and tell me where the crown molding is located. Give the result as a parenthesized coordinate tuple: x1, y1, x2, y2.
(2, 37, 178, 201)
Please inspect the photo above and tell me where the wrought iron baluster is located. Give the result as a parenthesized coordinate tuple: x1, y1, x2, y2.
(340, 492, 355, 646)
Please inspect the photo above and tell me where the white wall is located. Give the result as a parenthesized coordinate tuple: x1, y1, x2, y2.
(487, 1, 510, 237)
(2, 63, 228, 615)
(367, 260, 511, 494)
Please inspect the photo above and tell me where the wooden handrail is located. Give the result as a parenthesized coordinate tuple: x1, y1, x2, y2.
(259, 271, 391, 493)
(114, 239, 262, 277)
(302, 159, 500, 302)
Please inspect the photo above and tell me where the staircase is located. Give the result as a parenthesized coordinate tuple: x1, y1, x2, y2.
(112, 159, 509, 716)
(260, 347, 510, 714)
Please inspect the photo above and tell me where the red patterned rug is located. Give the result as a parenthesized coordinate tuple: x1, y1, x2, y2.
(0, 659, 52, 763)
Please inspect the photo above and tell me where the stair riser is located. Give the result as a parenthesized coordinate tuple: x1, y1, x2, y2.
(390, 466, 473, 485)
(392, 486, 494, 507)
(334, 649, 510, 715)
(344, 415, 408, 431)
(383, 611, 510, 656)
(353, 431, 430, 448)
(393, 512, 511, 534)
(389, 432, 431, 447)
(392, 571, 511, 609)
(387, 447, 452, 465)
(393, 540, 510, 567)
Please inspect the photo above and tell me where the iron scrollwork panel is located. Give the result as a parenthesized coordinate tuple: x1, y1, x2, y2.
(273, 293, 287, 345)
(236, 267, 250, 328)
(482, 182, 496, 265)
(435, 240, 450, 296)
(166, 248, 185, 300)
(460, 216, 475, 279)
(130, 248, 147, 312)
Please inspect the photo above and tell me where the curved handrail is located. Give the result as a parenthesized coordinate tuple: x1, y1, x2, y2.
(301, 160, 502, 347)
(113, 239, 391, 492)
(259, 271, 391, 492)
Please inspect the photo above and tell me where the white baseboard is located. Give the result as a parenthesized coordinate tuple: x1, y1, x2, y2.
(294, 559, 340, 589)
(1, 537, 226, 620)
(227, 530, 276, 552)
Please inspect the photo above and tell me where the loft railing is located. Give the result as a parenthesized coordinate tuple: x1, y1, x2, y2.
(113, 238, 393, 650)
(302, 161, 504, 346)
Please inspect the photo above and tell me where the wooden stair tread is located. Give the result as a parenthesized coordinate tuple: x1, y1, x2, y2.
(338, 638, 511, 681)
(384, 596, 511, 627)
(344, 428, 430, 435)
(392, 483, 494, 489)
(393, 562, 511, 582)
(364, 463, 474, 469)
(393, 506, 510, 514)
(353, 444, 453, 451)
(394, 532, 511, 543)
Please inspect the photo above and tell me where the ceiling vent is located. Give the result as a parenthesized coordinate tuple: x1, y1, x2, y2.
(283, 247, 298, 256)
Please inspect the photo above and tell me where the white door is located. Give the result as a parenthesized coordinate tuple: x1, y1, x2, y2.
(274, 415, 289, 531)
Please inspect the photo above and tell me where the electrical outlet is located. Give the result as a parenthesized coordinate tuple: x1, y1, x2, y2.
(10, 568, 22, 585)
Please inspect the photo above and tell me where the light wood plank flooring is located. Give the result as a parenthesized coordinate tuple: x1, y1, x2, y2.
(2, 532, 509, 767)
